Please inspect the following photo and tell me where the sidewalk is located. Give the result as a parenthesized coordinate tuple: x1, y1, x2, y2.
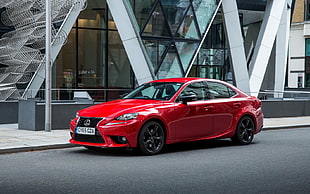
(1, 116, 310, 154)
(0, 124, 75, 154)
(263, 116, 310, 130)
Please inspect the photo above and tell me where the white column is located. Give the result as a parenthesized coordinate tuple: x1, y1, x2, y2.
(274, 1, 291, 98)
(249, 0, 286, 96)
(222, 0, 250, 94)
(107, 0, 153, 85)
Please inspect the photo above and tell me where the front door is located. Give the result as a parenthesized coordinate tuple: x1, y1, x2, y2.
(173, 82, 214, 140)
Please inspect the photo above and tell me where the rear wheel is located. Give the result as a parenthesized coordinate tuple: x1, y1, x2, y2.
(138, 121, 165, 155)
(232, 116, 255, 145)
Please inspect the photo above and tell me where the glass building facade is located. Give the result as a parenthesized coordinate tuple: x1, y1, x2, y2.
(0, 0, 297, 101)
(55, 0, 230, 101)
(55, 1, 134, 101)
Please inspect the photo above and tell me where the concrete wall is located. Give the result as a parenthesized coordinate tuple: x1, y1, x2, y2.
(0, 101, 18, 124)
(262, 100, 310, 118)
(18, 100, 94, 131)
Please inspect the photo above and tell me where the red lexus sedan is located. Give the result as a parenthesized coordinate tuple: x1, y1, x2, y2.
(70, 78, 263, 155)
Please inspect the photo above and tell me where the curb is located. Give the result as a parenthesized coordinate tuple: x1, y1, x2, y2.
(1, 125, 309, 155)
(263, 124, 310, 130)
(0, 143, 80, 155)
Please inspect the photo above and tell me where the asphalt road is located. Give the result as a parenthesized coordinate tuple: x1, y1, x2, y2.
(1, 128, 310, 194)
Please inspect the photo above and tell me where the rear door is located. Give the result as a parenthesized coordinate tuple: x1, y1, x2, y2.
(206, 81, 240, 136)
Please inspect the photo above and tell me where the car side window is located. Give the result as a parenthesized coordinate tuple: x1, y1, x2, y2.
(206, 81, 236, 99)
(179, 82, 206, 101)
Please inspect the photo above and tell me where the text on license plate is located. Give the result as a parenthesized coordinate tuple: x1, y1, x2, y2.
(76, 127, 95, 135)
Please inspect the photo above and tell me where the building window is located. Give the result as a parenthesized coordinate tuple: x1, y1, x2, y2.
(130, 0, 220, 79)
(188, 14, 231, 83)
(56, 0, 134, 101)
(306, 0, 310, 21)
(305, 38, 310, 87)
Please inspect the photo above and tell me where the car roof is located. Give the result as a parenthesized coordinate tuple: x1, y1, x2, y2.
(150, 77, 209, 83)
(149, 77, 249, 97)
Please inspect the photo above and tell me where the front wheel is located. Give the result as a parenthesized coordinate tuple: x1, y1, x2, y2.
(232, 116, 255, 145)
(138, 121, 165, 155)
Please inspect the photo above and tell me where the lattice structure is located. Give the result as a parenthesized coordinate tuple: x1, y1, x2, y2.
(0, 0, 87, 101)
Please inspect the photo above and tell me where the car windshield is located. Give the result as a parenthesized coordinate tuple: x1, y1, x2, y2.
(124, 82, 184, 100)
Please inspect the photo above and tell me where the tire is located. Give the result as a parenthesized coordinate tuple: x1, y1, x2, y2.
(138, 121, 165, 155)
(232, 116, 255, 145)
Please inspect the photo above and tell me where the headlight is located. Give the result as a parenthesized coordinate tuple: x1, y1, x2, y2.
(115, 113, 139, 121)
(76, 112, 79, 118)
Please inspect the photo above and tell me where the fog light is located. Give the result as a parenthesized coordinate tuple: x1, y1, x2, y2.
(118, 136, 127, 144)
(111, 136, 128, 144)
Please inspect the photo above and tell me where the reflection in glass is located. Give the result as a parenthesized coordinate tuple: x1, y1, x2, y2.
(175, 41, 199, 71)
(194, 0, 217, 33)
(161, 0, 190, 34)
(55, 29, 76, 89)
(78, 29, 106, 88)
(139, 0, 220, 80)
(78, 1, 106, 28)
(108, 11, 117, 30)
(157, 45, 183, 79)
(199, 49, 225, 66)
(176, 3, 200, 39)
(142, 3, 170, 37)
(124, 82, 183, 100)
(108, 31, 132, 88)
(127, 0, 157, 31)
(56, 0, 134, 101)
(143, 39, 170, 71)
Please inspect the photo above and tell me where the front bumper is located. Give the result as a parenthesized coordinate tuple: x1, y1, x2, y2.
(70, 118, 141, 148)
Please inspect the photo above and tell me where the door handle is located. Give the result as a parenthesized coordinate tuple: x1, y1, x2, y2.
(204, 105, 214, 111)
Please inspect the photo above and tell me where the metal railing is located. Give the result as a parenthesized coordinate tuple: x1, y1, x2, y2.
(260, 90, 310, 100)
(20, 88, 133, 102)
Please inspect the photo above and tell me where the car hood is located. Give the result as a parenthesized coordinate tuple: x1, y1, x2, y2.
(78, 99, 164, 118)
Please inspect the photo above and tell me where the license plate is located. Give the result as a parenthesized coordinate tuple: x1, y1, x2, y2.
(76, 127, 95, 135)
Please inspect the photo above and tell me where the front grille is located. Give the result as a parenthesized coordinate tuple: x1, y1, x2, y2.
(74, 129, 105, 143)
(74, 117, 105, 144)
(77, 117, 103, 127)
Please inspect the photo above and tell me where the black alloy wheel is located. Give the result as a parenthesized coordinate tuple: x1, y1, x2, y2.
(232, 116, 255, 145)
(138, 121, 165, 155)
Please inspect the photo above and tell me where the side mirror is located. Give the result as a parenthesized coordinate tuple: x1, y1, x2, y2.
(179, 94, 197, 104)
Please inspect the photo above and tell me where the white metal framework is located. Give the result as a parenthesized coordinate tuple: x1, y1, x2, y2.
(0, 0, 87, 100)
